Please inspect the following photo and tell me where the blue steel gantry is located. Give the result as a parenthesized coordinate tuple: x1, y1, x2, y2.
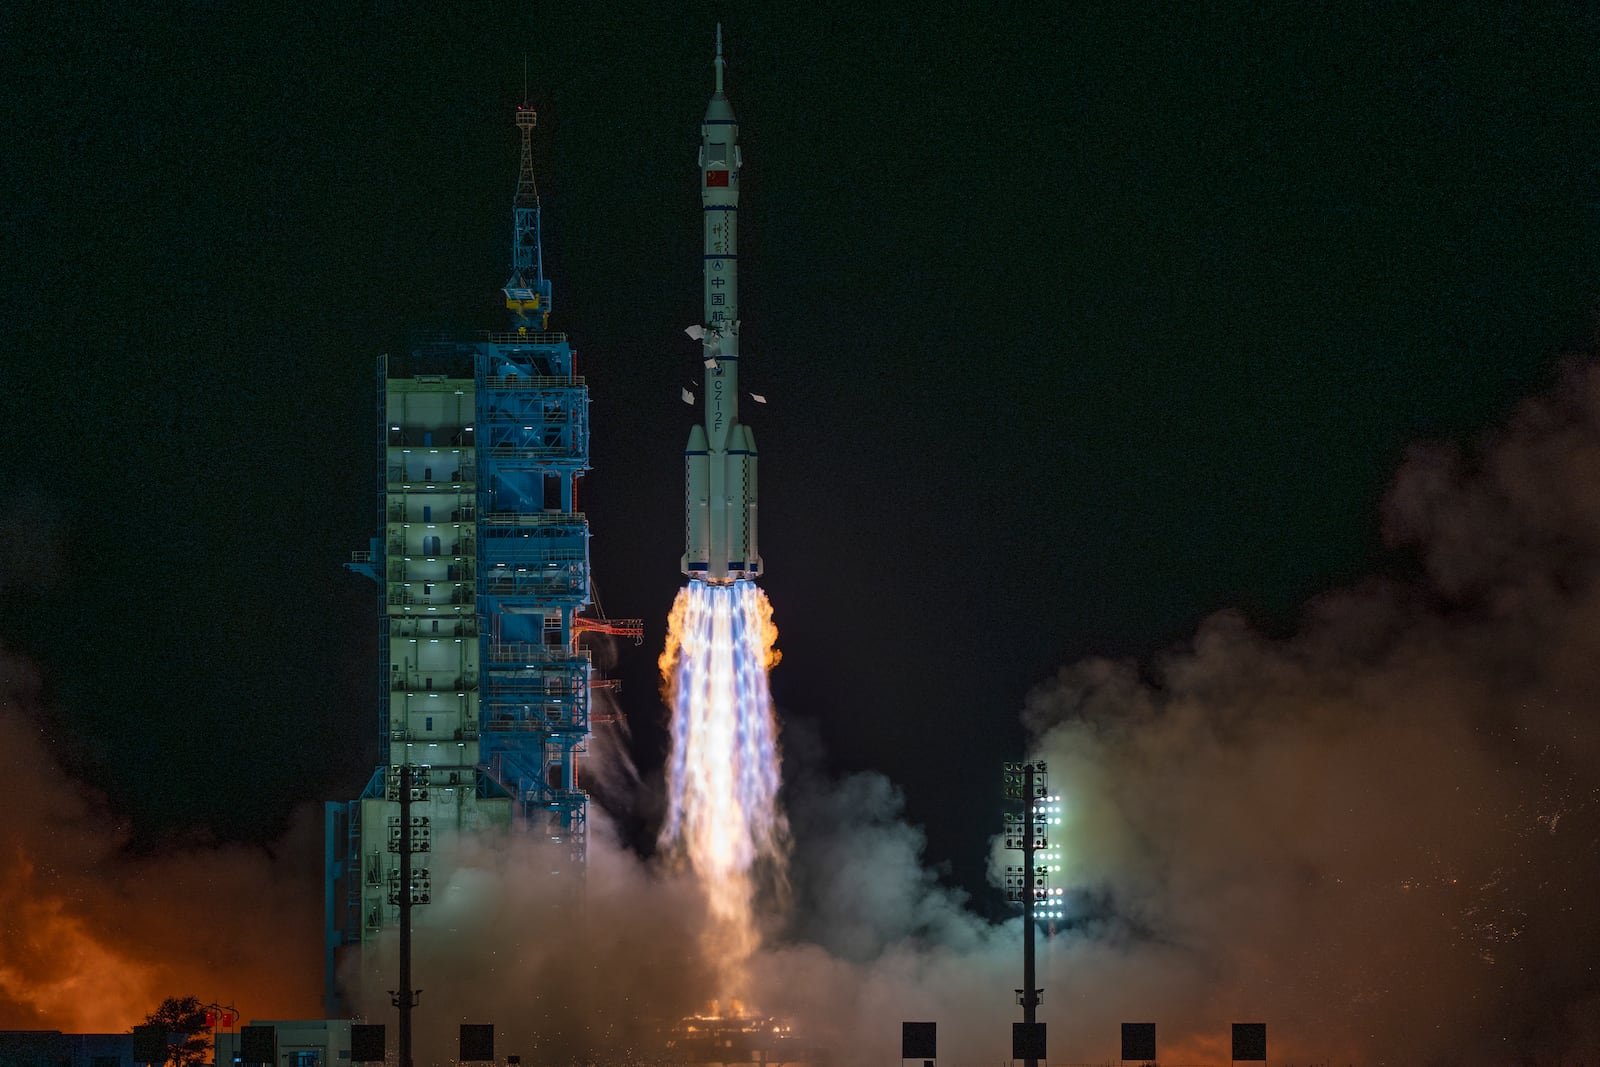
(325, 101, 597, 1014)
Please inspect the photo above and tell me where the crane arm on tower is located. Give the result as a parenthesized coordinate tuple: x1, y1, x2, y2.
(573, 616, 645, 644)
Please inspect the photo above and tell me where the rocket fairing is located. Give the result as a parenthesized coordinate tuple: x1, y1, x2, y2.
(682, 27, 762, 585)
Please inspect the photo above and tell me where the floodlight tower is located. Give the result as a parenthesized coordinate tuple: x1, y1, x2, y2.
(1004, 761, 1054, 1067)
(387, 764, 429, 1067)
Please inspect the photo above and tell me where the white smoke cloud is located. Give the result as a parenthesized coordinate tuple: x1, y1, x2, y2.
(735, 361, 1600, 1065)
(349, 823, 717, 1066)
(1011, 361, 1600, 1063)
(353, 359, 1600, 1066)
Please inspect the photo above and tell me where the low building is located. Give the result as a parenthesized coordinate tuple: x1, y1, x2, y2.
(0, 1031, 135, 1067)
(213, 1021, 352, 1067)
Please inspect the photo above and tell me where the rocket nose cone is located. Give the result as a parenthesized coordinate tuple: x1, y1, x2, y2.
(687, 424, 708, 450)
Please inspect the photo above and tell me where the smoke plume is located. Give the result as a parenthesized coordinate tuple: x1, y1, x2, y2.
(1007, 360, 1600, 1062)
(0, 647, 324, 1032)
(735, 361, 1600, 1065)
(352, 361, 1600, 1066)
(348, 828, 717, 1065)
(16, 359, 1600, 1064)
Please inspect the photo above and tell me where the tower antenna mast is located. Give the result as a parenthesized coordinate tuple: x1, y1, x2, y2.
(504, 77, 551, 331)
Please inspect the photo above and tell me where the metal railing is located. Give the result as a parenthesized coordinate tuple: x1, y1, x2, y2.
(386, 509, 474, 523)
(386, 591, 475, 606)
(480, 511, 587, 527)
(388, 728, 481, 743)
(487, 643, 591, 665)
(482, 443, 585, 460)
(390, 674, 477, 692)
(387, 542, 475, 558)
(481, 331, 568, 345)
(481, 374, 586, 390)
(386, 432, 474, 447)
(482, 578, 585, 599)
(386, 480, 477, 487)
(480, 717, 587, 734)
(388, 619, 476, 638)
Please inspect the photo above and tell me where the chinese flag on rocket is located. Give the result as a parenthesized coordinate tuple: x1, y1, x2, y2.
(705, 170, 730, 187)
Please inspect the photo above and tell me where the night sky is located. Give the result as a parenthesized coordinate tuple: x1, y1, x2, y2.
(5, 1, 1599, 910)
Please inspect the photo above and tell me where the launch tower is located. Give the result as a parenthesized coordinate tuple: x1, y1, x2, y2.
(324, 101, 596, 1013)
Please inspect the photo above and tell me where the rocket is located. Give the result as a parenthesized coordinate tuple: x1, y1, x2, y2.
(682, 27, 762, 585)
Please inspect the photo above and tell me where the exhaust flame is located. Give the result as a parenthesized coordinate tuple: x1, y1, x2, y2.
(659, 581, 788, 994)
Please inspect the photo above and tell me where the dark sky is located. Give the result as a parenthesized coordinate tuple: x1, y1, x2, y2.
(4, 2, 1598, 901)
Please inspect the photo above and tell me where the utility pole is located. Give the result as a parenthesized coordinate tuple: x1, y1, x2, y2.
(388, 764, 430, 1067)
(1003, 761, 1051, 1067)
(1022, 761, 1038, 1062)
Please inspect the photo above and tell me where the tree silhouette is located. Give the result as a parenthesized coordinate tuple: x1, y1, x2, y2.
(143, 996, 213, 1067)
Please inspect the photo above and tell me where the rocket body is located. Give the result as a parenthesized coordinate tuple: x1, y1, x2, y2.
(683, 41, 761, 584)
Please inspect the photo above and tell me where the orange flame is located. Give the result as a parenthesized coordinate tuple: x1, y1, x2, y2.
(659, 584, 789, 1004)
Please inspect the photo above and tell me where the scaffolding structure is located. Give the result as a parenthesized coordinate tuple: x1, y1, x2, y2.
(475, 332, 591, 845)
(324, 101, 595, 1014)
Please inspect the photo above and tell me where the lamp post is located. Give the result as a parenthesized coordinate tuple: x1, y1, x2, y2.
(1003, 761, 1052, 1067)
(200, 1002, 241, 1067)
(387, 764, 431, 1067)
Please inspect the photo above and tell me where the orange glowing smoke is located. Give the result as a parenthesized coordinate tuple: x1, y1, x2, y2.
(0, 851, 158, 1032)
(0, 656, 323, 1032)
(659, 583, 789, 999)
